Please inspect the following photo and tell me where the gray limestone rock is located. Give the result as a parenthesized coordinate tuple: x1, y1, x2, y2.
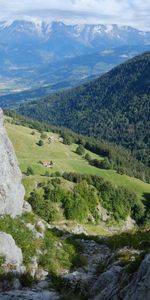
(0, 232, 23, 273)
(0, 290, 60, 300)
(60, 240, 112, 297)
(124, 253, 150, 300)
(22, 201, 32, 214)
(0, 109, 24, 217)
(91, 265, 122, 300)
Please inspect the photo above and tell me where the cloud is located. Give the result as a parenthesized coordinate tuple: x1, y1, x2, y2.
(0, 0, 150, 30)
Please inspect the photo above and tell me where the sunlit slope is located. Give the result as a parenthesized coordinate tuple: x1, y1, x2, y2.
(6, 122, 150, 200)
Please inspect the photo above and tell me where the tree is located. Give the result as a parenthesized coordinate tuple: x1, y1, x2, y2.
(76, 145, 85, 156)
(100, 158, 112, 170)
(63, 136, 72, 145)
(44, 171, 50, 177)
(26, 167, 34, 176)
(84, 153, 92, 161)
(37, 140, 44, 146)
(40, 132, 47, 139)
(31, 131, 35, 135)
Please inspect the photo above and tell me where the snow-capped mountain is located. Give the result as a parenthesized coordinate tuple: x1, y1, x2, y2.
(0, 20, 150, 71)
(0, 20, 150, 49)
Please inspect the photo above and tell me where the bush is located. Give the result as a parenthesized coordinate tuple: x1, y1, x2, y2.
(62, 172, 141, 223)
(84, 153, 92, 161)
(127, 252, 146, 274)
(90, 157, 111, 170)
(31, 131, 35, 135)
(44, 171, 50, 177)
(27, 170, 143, 225)
(26, 166, 34, 176)
(20, 272, 36, 287)
(50, 171, 62, 177)
(39, 230, 77, 275)
(63, 136, 72, 145)
(71, 254, 88, 269)
(76, 145, 85, 156)
(28, 190, 61, 223)
(0, 216, 36, 266)
(40, 132, 47, 139)
(37, 140, 44, 146)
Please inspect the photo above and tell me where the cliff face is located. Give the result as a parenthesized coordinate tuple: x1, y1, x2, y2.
(0, 109, 24, 217)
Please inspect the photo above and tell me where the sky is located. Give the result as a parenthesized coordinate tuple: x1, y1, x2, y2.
(0, 0, 150, 30)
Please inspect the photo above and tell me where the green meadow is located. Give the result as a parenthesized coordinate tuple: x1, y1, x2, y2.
(6, 121, 150, 200)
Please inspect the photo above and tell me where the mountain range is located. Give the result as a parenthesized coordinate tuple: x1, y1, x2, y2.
(0, 20, 150, 100)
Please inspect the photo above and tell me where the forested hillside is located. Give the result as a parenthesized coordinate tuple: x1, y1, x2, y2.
(18, 52, 150, 166)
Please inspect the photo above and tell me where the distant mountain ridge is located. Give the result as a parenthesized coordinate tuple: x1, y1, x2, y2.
(1, 20, 150, 43)
(0, 20, 150, 99)
(1, 20, 150, 64)
(18, 52, 150, 167)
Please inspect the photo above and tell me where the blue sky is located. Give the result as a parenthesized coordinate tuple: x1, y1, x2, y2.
(0, 0, 150, 30)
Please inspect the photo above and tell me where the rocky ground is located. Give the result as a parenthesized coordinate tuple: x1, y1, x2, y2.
(0, 290, 59, 300)
(0, 233, 149, 300)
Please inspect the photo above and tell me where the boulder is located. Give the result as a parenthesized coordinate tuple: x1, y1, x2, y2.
(22, 201, 32, 214)
(0, 109, 24, 217)
(0, 232, 23, 273)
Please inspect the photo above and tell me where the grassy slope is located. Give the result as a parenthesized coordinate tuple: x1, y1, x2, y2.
(6, 121, 150, 200)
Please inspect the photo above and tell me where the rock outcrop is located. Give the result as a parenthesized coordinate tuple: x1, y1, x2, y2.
(91, 265, 123, 299)
(60, 239, 111, 297)
(0, 109, 24, 217)
(0, 232, 23, 273)
(125, 253, 150, 300)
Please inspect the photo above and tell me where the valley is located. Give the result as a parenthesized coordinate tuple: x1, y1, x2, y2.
(0, 10, 150, 300)
(0, 20, 149, 106)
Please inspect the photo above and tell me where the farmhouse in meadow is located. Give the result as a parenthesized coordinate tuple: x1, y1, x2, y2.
(40, 160, 53, 168)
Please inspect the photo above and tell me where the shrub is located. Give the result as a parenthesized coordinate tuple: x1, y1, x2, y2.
(50, 171, 62, 177)
(76, 145, 85, 156)
(90, 157, 111, 170)
(71, 254, 88, 269)
(40, 132, 47, 139)
(39, 230, 77, 275)
(0, 216, 36, 266)
(20, 272, 36, 287)
(26, 166, 34, 176)
(84, 153, 92, 161)
(63, 136, 72, 145)
(44, 171, 50, 177)
(37, 140, 44, 146)
(31, 131, 35, 135)
(127, 252, 146, 274)
(28, 191, 61, 223)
